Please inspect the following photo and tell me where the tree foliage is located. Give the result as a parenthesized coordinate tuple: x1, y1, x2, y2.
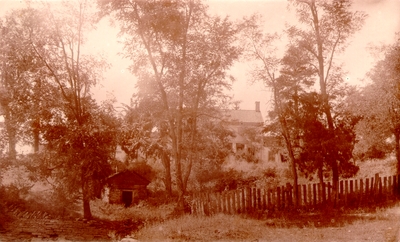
(0, 1, 115, 219)
(98, 0, 242, 212)
(349, 38, 400, 170)
(287, 0, 365, 195)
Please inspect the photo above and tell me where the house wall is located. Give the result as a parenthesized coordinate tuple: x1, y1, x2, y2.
(106, 185, 148, 205)
(108, 187, 122, 204)
(226, 146, 282, 164)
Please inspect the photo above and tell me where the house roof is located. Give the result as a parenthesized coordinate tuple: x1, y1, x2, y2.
(224, 109, 264, 125)
(106, 170, 150, 189)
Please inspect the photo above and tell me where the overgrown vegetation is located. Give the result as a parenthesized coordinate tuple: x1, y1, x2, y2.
(0, 1, 399, 241)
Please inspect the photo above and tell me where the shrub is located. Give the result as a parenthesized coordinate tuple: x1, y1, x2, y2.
(90, 198, 175, 224)
(0, 185, 13, 230)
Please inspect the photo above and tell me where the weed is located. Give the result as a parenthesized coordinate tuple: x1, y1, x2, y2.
(90, 198, 175, 225)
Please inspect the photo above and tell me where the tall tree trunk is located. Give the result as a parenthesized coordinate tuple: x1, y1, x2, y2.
(310, 0, 338, 199)
(82, 196, 92, 220)
(4, 108, 17, 160)
(395, 132, 400, 174)
(33, 78, 41, 153)
(161, 150, 172, 196)
(174, 1, 193, 214)
(33, 119, 40, 153)
(81, 174, 92, 220)
(317, 159, 326, 205)
(8, 127, 17, 160)
(273, 81, 299, 206)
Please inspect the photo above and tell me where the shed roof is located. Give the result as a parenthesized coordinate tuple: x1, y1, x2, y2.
(106, 170, 150, 189)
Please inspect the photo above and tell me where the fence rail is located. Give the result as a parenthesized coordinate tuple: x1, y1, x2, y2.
(191, 173, 400, 215)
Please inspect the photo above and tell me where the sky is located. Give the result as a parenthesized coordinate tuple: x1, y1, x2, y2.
(88, 0, 400, 116)
(1, 0, 400, 118)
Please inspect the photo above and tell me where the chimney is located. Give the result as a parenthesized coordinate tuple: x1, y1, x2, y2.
(255, 101, 260, 112)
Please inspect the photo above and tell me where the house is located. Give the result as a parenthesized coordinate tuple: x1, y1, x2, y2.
(224, 101, 282, 162)
(225, 101, 264, 153)
(102, 170, 150, 207)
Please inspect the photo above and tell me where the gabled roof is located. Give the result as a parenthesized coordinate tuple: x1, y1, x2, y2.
(224, 109, 264, 125)
(106, 170, 150, 189)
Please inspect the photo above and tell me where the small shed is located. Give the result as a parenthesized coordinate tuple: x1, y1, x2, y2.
(102, 170, 150, 207)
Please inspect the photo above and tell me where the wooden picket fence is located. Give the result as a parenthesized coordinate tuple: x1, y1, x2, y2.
(191, 173, 400, 215)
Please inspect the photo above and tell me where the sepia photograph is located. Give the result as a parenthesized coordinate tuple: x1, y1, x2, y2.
(0, 0, 400, 241)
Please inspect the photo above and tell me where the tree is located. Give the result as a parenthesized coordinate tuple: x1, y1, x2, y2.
(241, 15, 309, 206)
(187, 114, 232, 191)
(119, 100, 174, 196)
(25, 1, 111, 219)
(98, 0, 242, 212)
(350, 38, 400, 171)
(0, 8, 50, 159)
(288, 0, 366, 198)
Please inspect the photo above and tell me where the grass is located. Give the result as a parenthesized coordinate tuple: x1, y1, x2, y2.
(129, 203, 400, 241)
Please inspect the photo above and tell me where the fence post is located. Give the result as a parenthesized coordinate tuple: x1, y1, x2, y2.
(345, 180, 349, 206)
(327, 182, 331, 204)
(365, 178, 370, 204)
(221, 192, 225, 213)
(252, 188, 257, 210)
(374, 173, 380, 202)
(302, 184, 307, 207)
(247, 187, 252, 212)
(311, 183, 316, 206)
(384, 176, 388, 201)
(286, 183, 293, 207)
(228, 191, 232, 214)
(200, 193, 205, 215)
(192, 193, 197, 215)
(397, 175, 400, 197)
(339, 180, 344, 206)
(241, 189, 245, 213)
(371, 176, 375, 202)
(317, 182, 323, 204)
(297, 184, 302, 207)
(350, 180, 354, 206)
(354, 179, 358, 205)
(359, 178, 364, 205)
(232, 191, 237, 213)
(267, 188, 272, 209)
(256, 188, 261, 210)
(281, 186, 286, 209)
(206, 192, 211, 215)
(277, 186, 281, 210)
(378, 175, 383, 202)
(262, 189, 267, 210)
(307, 184, 312, 208)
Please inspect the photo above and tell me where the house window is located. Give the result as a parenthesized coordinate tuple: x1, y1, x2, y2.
(280, 153, 287, 163)
(268, 150, 276, 162)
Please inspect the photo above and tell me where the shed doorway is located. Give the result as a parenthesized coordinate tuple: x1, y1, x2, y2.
(122, 191, 133, 207)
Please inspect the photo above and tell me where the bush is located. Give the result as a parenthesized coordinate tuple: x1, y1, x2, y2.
(363, 146, 387, 160)
(90, 198, 175, 224)
(212, 167, 279, 192)
(0, 185, 13, 230)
